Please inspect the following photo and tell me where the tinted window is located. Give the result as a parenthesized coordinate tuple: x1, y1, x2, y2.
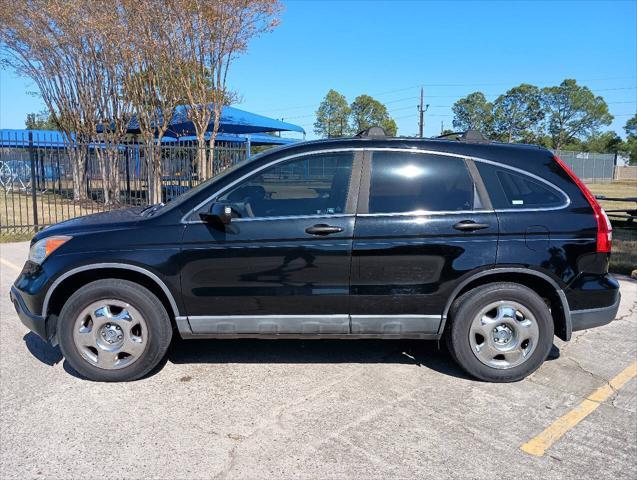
(368, 152, 475, 213)
(476, 162, 567, 209)
(216, 152, 353, 218)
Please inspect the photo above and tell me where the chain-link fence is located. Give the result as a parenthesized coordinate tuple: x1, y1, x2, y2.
(553, 150, 616, 183)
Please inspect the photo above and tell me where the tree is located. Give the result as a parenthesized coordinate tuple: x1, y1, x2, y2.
(492, 84, 543, 143)
(540, 79, 613, 150)
(0, 0, 103, 201)
(314, 90, 351, 138)
(349, 95, 397, 136)
(625, 114, 637, 137)
(623, 114, 637, 165)
(25, 110, 58, 130)
(584, 131, 624, 154)
(175, 0, 281, 180)
(451, 92, 493, 134)
(120, 0, 184, 204)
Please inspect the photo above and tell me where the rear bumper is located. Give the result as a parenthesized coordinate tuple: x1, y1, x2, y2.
(10, 285, 49, 341)
(571, 293, 621, 332)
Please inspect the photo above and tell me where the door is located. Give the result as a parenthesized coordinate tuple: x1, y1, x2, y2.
(350, 150, 498, 335)
(180, 150, 361, 335)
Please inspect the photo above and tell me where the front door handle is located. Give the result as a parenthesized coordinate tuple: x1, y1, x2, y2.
(453, 220, 490, 231)
(305, 224, 344, 236)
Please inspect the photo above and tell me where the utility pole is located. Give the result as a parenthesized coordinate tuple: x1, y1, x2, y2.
(417, 87, 429, 138)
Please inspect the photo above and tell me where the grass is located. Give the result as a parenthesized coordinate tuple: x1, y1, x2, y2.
(584, 181, 637, 275)
(0, 190, 116, 239)
(609, 227, 637, 276)
(586, 181, 637, 214)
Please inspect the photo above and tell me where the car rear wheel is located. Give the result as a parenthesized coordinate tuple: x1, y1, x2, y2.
(445, 282, 554, 382)
(58, 279, 172, 382)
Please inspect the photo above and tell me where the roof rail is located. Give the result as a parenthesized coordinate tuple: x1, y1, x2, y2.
(436, 129, 490, 144)
(460, 129, 489, 143)
(436, 131, 465, 139)
(356, 126, 386, 138)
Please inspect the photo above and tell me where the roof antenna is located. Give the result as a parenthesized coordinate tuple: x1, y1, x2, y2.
(356, 126, 386, 138)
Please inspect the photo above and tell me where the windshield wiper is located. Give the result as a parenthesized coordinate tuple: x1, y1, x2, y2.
(141, 203, 165, 216)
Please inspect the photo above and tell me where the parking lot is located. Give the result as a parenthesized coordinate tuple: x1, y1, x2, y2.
(1, 240, 635, 479)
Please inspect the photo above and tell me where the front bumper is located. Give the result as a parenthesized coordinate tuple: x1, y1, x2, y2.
(571, 292, 621, 332)
(10, 286, 49, 341)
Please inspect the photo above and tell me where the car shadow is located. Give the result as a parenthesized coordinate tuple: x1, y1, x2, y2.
(23, 332, 562, 382)
(166, 337, 474, 380)
(23, 332, 63, 366)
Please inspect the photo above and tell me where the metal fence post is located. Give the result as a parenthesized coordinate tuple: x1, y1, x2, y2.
(125, 145, 131, 204)
(28, 131, 39, 232)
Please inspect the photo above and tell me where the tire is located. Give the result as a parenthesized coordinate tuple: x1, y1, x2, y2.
(445, 282, 553, 382)
(58, 279, 173, 382)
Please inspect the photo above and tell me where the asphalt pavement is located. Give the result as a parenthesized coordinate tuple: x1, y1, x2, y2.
(1, 241, 635, 479)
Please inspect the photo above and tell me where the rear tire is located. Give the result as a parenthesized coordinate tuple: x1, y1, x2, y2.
(58, 279, 172, 382)
(445, 282, 553, 382)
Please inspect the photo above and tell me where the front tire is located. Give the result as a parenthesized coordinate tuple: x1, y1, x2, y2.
(58, 279, 173, 382)
(445, 282, 553, 382)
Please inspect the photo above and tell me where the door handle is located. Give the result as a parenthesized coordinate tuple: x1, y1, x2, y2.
(453, 220, 490, 231)
(305, 224, 344, 236)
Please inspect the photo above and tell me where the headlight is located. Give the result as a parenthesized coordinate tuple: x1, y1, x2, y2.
(28, 236, 72, 264)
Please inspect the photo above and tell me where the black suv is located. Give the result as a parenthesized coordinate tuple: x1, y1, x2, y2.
(10, 129, 620, 382)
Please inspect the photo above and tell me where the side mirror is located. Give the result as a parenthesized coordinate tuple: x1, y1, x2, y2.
(199, 203, 232, 226)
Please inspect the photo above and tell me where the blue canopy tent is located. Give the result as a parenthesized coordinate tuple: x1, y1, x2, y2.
(124, 104, 305, 138)
(164, 132, 299, 146)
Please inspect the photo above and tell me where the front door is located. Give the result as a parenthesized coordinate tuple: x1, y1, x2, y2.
(180, 150, 361, 335)
(350, 149, 498, 335)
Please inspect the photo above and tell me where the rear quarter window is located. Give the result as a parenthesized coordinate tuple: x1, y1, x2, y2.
(476, 162, 568, 210)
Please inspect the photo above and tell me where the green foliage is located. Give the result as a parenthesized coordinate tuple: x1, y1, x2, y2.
(314, 89, 351, 138)
(540, 79, 613, 150)
(492, 84, 543, 142)
(623, 114, 637, 165)
(314, 90, 398, 138)
(583, 131, 624, 154)
(349, 94, 397, 136)
(451, 79, 618, 151)
(451, 92, 493, 134)
(24, 110, 58, 130)
(624, 114, 637, 137)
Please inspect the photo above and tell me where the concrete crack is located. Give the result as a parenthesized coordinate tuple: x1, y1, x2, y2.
(568, 356, 619, 397)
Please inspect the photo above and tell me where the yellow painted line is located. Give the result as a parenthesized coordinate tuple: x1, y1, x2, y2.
(521, 361, 637, 456)
(0, 257, 22, 273)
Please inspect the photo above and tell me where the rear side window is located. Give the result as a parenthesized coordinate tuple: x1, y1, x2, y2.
(367, 152, 476, 213)
(476, 162, 567, 209)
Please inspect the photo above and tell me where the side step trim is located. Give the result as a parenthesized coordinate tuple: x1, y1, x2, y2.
(175, 314, 443, 339)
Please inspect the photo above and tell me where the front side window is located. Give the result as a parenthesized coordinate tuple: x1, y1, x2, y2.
(214, 152, 354, 219)
(367, 152, 476, 213)
(476, 162, 567, 209)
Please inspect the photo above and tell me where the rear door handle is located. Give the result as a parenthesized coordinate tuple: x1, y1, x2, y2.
(305, 224, 344, 236)
(453, 220, 490, 231)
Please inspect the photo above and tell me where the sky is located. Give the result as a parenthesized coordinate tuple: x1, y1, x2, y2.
(1, 0, 636, 140)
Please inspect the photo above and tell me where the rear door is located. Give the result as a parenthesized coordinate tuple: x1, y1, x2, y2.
(350, 149, 498, 335)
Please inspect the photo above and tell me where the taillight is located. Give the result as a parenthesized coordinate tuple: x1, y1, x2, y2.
(553, 155, 612, 253)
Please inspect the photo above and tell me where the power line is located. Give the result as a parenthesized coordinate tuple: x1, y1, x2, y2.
(258, 86, 636, 122)
(256, 77, 636, 113)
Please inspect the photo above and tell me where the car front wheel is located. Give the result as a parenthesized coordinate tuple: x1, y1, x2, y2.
(445, 282, 554, 382)
(57, 279, 173, 382)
